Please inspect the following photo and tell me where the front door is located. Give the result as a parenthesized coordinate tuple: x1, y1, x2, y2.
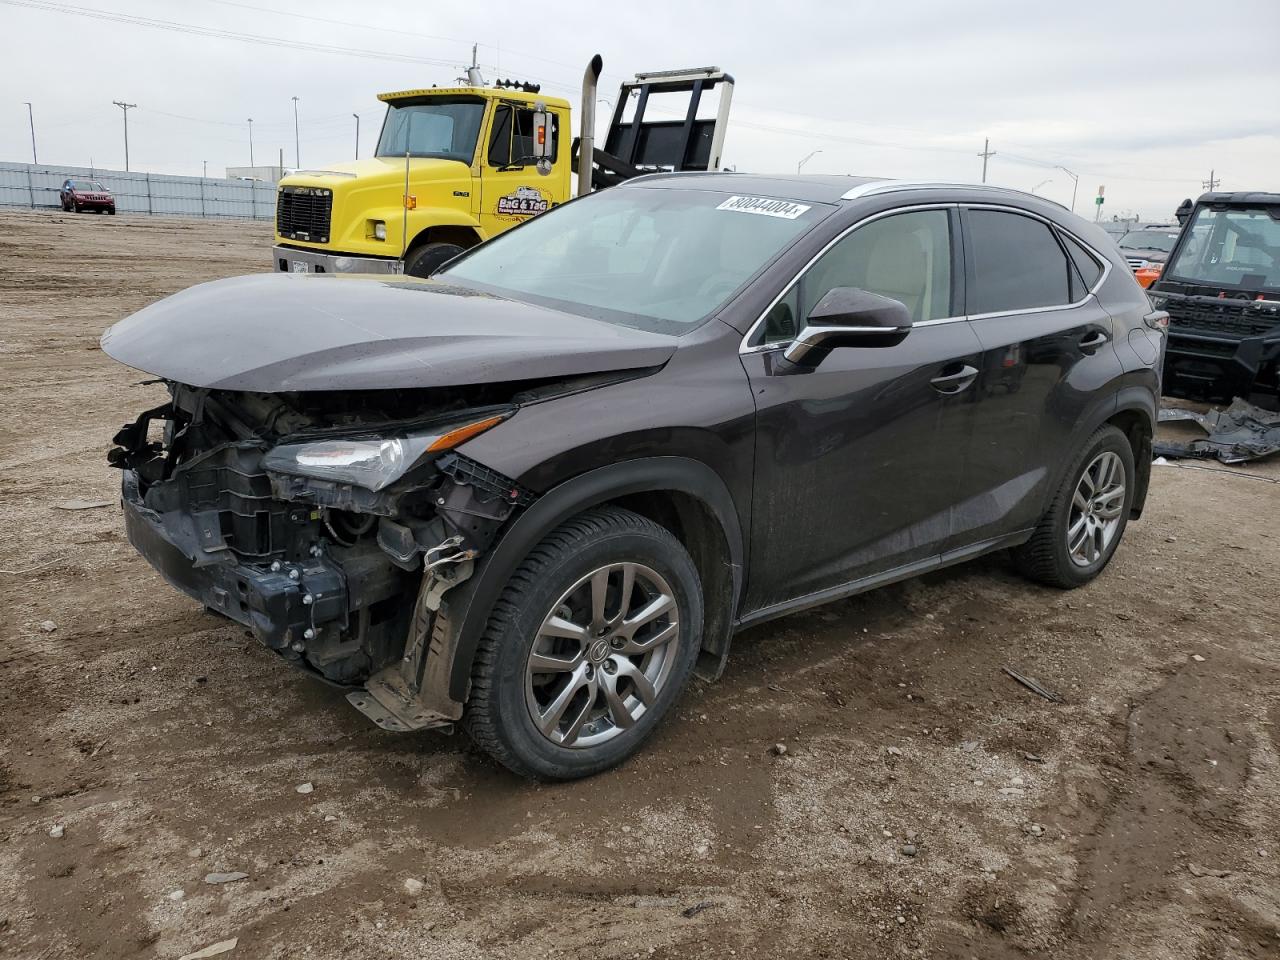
(741, 207, 985, 614)
(478, 101, 559, 239)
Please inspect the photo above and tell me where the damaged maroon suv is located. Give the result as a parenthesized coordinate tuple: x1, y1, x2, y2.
(103, 174, 1165, 780)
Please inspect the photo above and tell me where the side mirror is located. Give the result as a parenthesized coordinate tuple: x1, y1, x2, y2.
(532, 102, 554, 176)
(780, 287, 912, 369)
(1174, 198, 1193, 227)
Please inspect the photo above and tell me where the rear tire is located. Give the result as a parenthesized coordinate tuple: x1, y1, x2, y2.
(403, 241, 465, 278)
(1013, 425, 1134, 589)
(464, 506, 703, 781)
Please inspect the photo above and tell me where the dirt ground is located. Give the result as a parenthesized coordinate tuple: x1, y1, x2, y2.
(1, 208, 1278, 960)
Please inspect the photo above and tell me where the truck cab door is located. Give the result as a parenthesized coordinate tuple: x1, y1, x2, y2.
(477, 102, 561, 239)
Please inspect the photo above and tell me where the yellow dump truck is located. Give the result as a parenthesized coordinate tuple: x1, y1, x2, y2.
(272, 59, 734, 277)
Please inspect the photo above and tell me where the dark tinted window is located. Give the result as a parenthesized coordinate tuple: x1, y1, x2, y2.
(800, 209, 953, 323)
(1061, 232, 1102, 292)
(761, 286, 800, 344)
(966, 210, 1072, 314)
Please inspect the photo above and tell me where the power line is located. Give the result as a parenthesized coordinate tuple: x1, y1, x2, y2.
(2, 0, 467, 68)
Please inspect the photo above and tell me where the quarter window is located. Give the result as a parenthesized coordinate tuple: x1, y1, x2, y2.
(966, 210, 1074, 314)
(799, 209, 954, 325)
(1060, 231, 1103, 296)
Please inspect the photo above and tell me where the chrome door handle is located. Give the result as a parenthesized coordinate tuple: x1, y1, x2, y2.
(930, 364, 978, 394)
(1078, 330, 1110, 352)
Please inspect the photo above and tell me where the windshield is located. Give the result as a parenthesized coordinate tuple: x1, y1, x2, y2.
(72, 180, 106, 191)
(1165, 206, 1280, 292)
(375, 99, 485, 163)
(440, 187, 829, 333)
(1120, 229, 1179, 252)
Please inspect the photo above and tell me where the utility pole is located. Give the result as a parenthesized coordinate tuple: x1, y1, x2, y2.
(978, 137, 995, 183)
(796, 149, 822, 174)
(1056, 165, 1079, 213)
(112, 101, 136, 171)
(353, 113, 360, 160)
(292, 96, 301, 168)
(1203, 169, 1220, 192)
(202, 160, 207, 178)
(248, 118, 255, 167)
(24, 102, 37, 164)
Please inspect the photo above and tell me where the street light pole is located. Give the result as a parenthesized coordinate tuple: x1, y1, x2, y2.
(248, 118, 254, 167)
(353, 113, 360, 160)
(24, 102, 37, 164)
(112, 101, 136, 171)
(1056, 165, 1079, 213)
(203, 160, 208, 179)
(292, 96, 300, 168)
(796, 149, 822, 174)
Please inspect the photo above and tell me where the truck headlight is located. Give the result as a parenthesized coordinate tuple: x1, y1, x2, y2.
(372, 220, 387, 241)
(263, 413, 508, 491)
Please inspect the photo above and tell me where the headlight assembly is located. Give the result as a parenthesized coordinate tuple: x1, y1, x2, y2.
(263, 412, 508, 491)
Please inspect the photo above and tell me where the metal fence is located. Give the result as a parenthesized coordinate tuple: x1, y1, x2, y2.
(0, 161, 275, 220)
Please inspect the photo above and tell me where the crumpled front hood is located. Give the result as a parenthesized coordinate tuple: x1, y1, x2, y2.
(101, 274, 678, 392)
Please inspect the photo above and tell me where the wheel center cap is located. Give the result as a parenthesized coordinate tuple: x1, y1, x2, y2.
(588, 639, 610, 664)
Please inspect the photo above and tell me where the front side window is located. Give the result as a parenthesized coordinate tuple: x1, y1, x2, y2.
(375, 99, 486, 164)
(966, 209, 1073, 314)
(488, 105, 558, 167)
(441, 187, 829, 333)
(1164, 206, 1280, 293)
(799, 209, 954, 324)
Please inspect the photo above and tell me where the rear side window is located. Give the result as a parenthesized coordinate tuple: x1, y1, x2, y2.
(965, 210, 1073, 314)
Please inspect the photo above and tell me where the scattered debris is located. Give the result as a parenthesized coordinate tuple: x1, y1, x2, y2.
(38, 620, 57, 633)
(1191, 654, 1206, 663)
(168, 889, 186, 901)
(960, 740, 979, 753)
(1023, 753, 1044, 763)
(901, 843, 918, 857)
(295, 782, 314, 794)
(886, 746, 904, 757)
(681, 901, 717, 918)
(403, 878, 424, 896)
(49, 824, 64, 839)
(1022, 823, 1045, 837)
(1155, 400, 1280, 464)
(178, 938, 238, 960)
(1002, 666, 1064, 703)
(51, 499, 112, 511)
(772, 743, 787, 756)
(998, 787, 1026, 798)
(203, 872, 248, 885)
(1187, 862, 1230, 878)
(324, 814, 338, 822)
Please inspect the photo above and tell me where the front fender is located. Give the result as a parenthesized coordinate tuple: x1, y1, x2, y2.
(441, 456, 744, 703)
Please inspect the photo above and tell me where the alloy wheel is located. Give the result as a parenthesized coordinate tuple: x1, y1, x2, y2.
(1066, 450, 1126, 567)
(524, 561, 681, 748)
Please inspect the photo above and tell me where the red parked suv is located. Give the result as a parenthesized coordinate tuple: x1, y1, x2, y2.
(60, 179, 115, 214)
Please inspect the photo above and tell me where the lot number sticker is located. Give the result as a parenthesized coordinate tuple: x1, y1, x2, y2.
(716, 196, 811, 219)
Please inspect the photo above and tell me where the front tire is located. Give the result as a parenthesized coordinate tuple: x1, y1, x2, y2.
(403, 241, 465, 278)
(464, 507, 703, 781)
(1013, 425, 1135, 588)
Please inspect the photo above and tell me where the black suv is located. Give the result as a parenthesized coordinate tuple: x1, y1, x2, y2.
(103, 175, 1165, 780)
(1151, 191, 1280, 404)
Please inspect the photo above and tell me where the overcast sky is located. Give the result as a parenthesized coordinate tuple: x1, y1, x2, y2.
(3, 0, 1278, 220)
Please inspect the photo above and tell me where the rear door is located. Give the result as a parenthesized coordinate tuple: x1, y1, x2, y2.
(741, 206, 986, 613)
(953, 206, 1123, 547)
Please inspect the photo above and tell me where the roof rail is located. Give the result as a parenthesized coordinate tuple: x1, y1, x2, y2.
(841, 180, 1068, 210)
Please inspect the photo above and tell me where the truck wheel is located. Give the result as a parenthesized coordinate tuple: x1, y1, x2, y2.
(403, 241, 465, 278)
(464, 506, 703, 781)
(1012, 425, 1134, 589)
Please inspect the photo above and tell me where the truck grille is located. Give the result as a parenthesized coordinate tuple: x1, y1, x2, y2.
(1167, 298, 1280, 339)
(276, 186, 332, 244)
(1126, 257, 1146, 270)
